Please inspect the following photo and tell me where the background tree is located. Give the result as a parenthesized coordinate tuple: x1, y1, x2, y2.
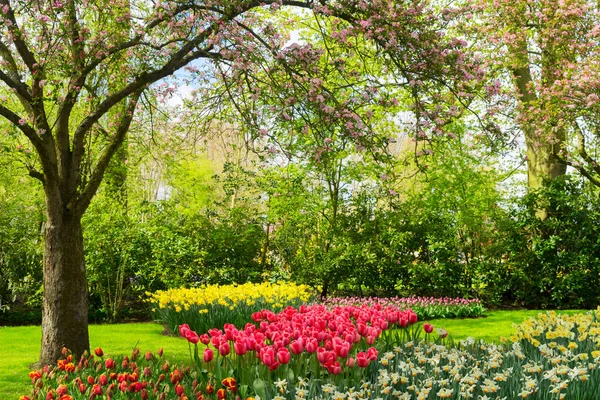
(471, 0, 600, 199)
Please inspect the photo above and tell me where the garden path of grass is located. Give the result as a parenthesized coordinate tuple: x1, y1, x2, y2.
(0, 309, 585, 399)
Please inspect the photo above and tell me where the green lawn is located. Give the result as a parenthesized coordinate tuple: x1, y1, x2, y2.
(0, 323, 191, 400)
(427, 309, 584, 344)
(0, 310, 586, 399)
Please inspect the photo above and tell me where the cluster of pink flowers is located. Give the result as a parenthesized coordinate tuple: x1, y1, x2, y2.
(180, 304, 418, 374)
(321, 296, 480, 309)
(320, 296, 480, 308)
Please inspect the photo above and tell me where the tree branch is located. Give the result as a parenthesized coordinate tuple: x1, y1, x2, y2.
(575, 121, 600, 177)
(0, 67, 32, 102)
(0, 0, 39, 73)
(70, 43, 219, 178)
(70, 90, 143, 216)
(28, 168, 45, 184)
(0, 104, 43, 147)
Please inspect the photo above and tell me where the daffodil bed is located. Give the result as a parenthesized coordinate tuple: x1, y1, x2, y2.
(147, 282, 313, 334)
(147, 282, 484, 337)
(20, 306, 600, 400)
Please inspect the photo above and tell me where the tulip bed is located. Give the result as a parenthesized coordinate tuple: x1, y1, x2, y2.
(318, 296, 485, 319)
(20, 306, 600, 399)
(147, 282, 312, 335)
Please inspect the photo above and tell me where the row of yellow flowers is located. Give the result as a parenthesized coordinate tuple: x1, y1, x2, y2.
(147, 281, 313, 334)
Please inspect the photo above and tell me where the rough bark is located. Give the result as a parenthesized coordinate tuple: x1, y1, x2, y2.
(40, 201, 89, 364)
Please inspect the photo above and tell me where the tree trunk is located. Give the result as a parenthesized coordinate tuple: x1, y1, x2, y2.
(525, 136, 567, 219)
(40, 203, 89, 365)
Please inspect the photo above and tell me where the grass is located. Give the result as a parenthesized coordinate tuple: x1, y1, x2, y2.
(0, 309, 586, 399)
(427, 309, 584, 344)
(0, 323, 192, 400)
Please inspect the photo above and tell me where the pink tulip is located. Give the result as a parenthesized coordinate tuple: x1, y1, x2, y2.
(218, 341, 230, 357)
(290, 340, 303, 355)
(424, 323, 434, 334)
(234, 340, 247, 356)
(203, 348, 214, 363)
(261, 347, 276, 366)
(179, 324, 190, 337)
(277, 348, 291, 364)
(356, 352, 369, 368)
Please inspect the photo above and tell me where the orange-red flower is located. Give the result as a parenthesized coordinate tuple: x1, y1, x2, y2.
(56, 384, 68, 396)
(29, 370, 42, 381)
(221, 377, 237, 393)
(221, 377, 236, 388)
(217, 388, 227, 400)
(94, 347, 104, 357)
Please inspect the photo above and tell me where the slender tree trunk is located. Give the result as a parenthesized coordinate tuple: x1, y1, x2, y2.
(525, 139, 567, 190)
(40, 201, 89, 365)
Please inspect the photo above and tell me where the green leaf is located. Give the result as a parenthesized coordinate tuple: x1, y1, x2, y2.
(253, 377, 267, 399)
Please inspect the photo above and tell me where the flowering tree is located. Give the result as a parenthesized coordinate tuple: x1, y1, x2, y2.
(472, 0, 600, 197)
(0, 0, 477, 365)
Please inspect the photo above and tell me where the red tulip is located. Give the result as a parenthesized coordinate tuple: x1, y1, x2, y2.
(233, 340, 246, 356)
(305, 338, 318, 353)
(176, 384, 184, 396)
(92, 384, 102, 396)
(326, 361, 342, 375)
(185, 330, 200, 344)
(203, 348, 214, 363)
(277, 347, 291, 364)
(367, 347, 378, 361)
(261, 347, 276, 366)
(99, 374, 108, 386)
(56, 385, 68, 396)
(424, 323, 434, 334)
(94, 347, 104, 357)
(105, 358, 115, 369)
(179, 324, 191, 337)
(346, 357, 355, 367)
(199, 334, 210, 345)
(218, 341, 230, 357)
(336, 342, 350, 358)
(290, 340, 303, 355)
(356, 352, 369, 368)
(251, 311, 262, 322)
(408, 311, 418, 324)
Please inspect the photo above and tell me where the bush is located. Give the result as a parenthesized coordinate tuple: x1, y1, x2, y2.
(496, 177, 600, 309)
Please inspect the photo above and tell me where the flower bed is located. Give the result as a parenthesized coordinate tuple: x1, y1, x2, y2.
(24, 301, 600, 399)
(147, 282, 312, 334)
(319, 296, 485, 319)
